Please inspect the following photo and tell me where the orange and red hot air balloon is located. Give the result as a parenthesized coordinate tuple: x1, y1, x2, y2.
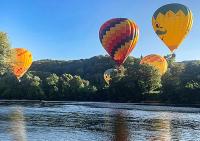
(11, 48, 33, 80)
(99, 18, 139, 66)
(140, 54, 168, 75)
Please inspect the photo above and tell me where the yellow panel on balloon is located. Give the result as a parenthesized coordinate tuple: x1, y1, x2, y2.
(140, 54, 168, 75)
(11, 48, 33, 79)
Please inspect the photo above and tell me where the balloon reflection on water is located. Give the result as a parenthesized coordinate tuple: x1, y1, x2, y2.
(9, 107, 27, 141)
(112, 111, 130, 141)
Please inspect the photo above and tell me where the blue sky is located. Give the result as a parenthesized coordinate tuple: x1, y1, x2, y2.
(0, 0, 199, 61)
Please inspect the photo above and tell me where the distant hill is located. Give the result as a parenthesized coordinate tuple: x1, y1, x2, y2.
(30, 55, 200, 86)
(180, 60, 200, 64)
(30, 55, 139, 86)
(30, 55, 117, 86)
(30, 55, 199, 74)
(30, 55, 114, 74)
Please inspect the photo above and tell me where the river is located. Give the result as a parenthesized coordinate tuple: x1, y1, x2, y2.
(0, 101, 200, 141)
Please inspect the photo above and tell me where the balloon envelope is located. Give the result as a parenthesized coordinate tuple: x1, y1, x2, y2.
(104, 68, 118, 84)
(11, 48, 33, 79)
(152, 3, 193, 52)
(99, 18, 139, 66)
(140, 54, 168, 75)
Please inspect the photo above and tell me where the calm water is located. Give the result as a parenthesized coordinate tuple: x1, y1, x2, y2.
(0, 102, 200, 141)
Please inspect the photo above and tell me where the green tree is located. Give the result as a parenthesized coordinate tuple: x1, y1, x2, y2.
(164, 53, 176, 68)
(0, 32, 12, 75)
(59, 73, 73, 99)
(161, 63, 185, 103)
(137, 64, 161, 94)
(44, 73, 59, 99)
(0, 73, 19, 99)
(21, 73, 45, 99)
(108, 61, 161, 102)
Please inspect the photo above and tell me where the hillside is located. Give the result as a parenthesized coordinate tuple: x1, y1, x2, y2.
(30, 55, 138, 86)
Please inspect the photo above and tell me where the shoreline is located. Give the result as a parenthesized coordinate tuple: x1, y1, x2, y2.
(0, 100, 200, 108)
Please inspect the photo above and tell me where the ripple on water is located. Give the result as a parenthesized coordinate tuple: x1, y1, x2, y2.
(0, 102, 200, 141)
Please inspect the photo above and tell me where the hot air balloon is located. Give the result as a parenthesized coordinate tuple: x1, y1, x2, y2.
(104, 68, 118, 84)
(99, 18, 139, 66)
(140, 54, 168, 75)
(152, 3, 193, 52)
(11, 48, 33, 80)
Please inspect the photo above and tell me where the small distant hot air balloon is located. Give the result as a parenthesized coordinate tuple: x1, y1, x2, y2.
(104, 68, 118, 84)
(99, 18, 139, 66)
(152, 3, 193, 52)
(140, 54, 168, 75)
(11, 48, 33, 80)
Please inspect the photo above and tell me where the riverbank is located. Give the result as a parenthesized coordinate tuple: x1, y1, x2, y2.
(1, 100, 200, 109)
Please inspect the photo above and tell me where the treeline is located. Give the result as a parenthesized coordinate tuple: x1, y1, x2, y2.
(0, 32, 200, 104)
(0, 72, 97, 101)
(0, 55, 200, 104)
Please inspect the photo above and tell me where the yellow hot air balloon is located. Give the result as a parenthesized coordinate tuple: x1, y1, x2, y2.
(104, 68, 118, 84)
(140, 54, 168, 75)
(152, 3, 193, 52)
(11, 48, 33, 80)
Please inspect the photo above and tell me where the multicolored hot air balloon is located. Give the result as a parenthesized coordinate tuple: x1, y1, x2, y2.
(104, 68, 118, 84)
(140, 54, 168, 75)
(99, 18, 139, 66)
(11, 48, 33, 80)
(152, 3, 193, 52)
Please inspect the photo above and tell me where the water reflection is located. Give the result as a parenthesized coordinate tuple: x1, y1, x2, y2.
(148, 113, 172, 141)
(0, 102, 199, 141)
(112, 111, 129, 141)
(9, 107, 27, 141)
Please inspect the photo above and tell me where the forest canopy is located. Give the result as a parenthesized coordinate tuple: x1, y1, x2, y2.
(0, 32, 200, 104)
(0, 54, 200, 104)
